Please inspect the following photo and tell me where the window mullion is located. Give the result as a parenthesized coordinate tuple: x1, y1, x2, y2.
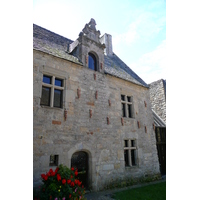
(54, 86, 64, 90)
(124, 95, 127, 118)
(50, 76, 55, 107)
(128, 140, 132, 166)
(128, 149, 132, 166)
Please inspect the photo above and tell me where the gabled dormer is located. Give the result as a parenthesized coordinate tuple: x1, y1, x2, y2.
(69, 18, 106, 73)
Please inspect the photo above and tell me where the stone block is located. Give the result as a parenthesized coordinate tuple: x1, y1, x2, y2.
(102, 164, 114, 171)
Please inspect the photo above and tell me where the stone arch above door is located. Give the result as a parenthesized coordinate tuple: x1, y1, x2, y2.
(67, 143, 95, 189)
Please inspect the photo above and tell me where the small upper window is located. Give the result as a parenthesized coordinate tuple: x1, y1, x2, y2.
(121, 95, 134, 118)
(88, 53, 97, 71)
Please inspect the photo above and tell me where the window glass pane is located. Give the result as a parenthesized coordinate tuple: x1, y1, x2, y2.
(128, 104, 132, 118)
(41, 87, 50, 106)
(131, 140, 135, 147)
(43, 75, 51, 84)
(50, 155, 58, 166)
(55, 78, 63, 87)
(131, 150, 136, 165)
(124, 140, 128, 147)
(50, 155, 55, 164)
(122, 103, 126, 117)
(89, 53, 97, 71)
(124, 150, 129, 166)
(121, 95, 125, 101)
(54, 89, 62, 108)
(127, 96, 131, 102)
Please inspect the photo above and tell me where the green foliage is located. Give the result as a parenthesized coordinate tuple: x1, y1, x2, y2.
(35, 164, 86, 200)
(103, 174, 162, 191)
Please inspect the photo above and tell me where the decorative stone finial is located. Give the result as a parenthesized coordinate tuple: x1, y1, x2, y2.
(88, 18, 96, 31)
(82, 18, 99, 35)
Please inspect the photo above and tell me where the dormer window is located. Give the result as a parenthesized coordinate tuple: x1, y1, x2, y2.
(88, 53, 97, 71)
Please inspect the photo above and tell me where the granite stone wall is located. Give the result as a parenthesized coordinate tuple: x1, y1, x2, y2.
(33, 50, 160, 191)
(149, 79, 166, 123)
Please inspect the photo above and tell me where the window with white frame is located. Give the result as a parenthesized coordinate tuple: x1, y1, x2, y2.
(121, 95, 134, 118)
(40, 75, 64, 108)
(124, 139, 137, 167)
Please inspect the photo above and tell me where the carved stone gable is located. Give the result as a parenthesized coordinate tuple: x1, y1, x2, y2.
(69, 18, 105, 73)
(81, 18, 101, 43)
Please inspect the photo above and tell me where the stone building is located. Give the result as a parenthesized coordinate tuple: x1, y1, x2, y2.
(149, 79, 166, 175)
(149, 79, 166, 124)
(33, 18, 161, 191)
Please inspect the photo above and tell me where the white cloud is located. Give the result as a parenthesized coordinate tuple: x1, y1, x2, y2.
(112, 2, 165, 46)
(130, 40, 166, 84)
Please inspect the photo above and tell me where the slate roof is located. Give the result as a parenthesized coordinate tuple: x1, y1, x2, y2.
(104, 54, 148, 87)
(33, 24, 82, 65)
(33, 24, 148, 88)
(152, 109, 166, 127)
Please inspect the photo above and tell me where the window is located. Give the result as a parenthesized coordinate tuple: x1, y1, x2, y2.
(41, 75, 64, 108)
(121, 95, 134, 118)
(124, 139, 137, 167)
(49, 155, 59, 166)
(88, 53, 97, 71)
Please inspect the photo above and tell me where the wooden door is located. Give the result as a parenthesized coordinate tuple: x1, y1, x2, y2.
(71, 151, 89, 188)
(155, 127, 166, 175)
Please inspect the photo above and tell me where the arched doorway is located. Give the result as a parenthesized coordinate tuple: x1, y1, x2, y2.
(71, 151, 89, 189)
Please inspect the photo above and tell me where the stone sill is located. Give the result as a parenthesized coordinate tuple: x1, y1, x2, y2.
(40, 105, 64, 111)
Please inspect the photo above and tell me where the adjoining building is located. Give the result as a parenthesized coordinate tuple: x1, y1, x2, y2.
(33, 18, 161, 191)
(149, 79, 166, 176)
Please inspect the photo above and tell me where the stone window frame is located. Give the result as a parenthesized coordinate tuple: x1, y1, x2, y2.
(124, 139, 137, 167)
(40, 74, 65, 109)
(121, 94, 135, 118)
(88, 51, 99, 72)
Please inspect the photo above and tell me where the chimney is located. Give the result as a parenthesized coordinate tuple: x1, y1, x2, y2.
(100, 33, 113, 55)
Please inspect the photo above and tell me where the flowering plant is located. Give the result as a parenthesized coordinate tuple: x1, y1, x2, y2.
(39, 164, 86, 200)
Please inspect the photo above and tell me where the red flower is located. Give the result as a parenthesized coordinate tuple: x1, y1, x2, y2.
(55, 167, 59, 173)
(57, 174, 61, 181)
(51, 171, 55, 176)
(71, 175, 73, 179)
(41, 174, 48, 181)
(75, 179, 78, 185)
(69, 194, 72, 198)
(70, 181, 75, 187)
(77, 180, 82, 186)
(48, 169, 55, 176)
(41, 174, 45, 179)
(62, 179, 66, 185)
(67, 179, 71, 184)
(75, 170, 78, 176)
(71, 167, 74, 171)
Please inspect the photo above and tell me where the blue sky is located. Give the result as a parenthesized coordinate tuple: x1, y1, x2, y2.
(33, 0, 166, 84)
